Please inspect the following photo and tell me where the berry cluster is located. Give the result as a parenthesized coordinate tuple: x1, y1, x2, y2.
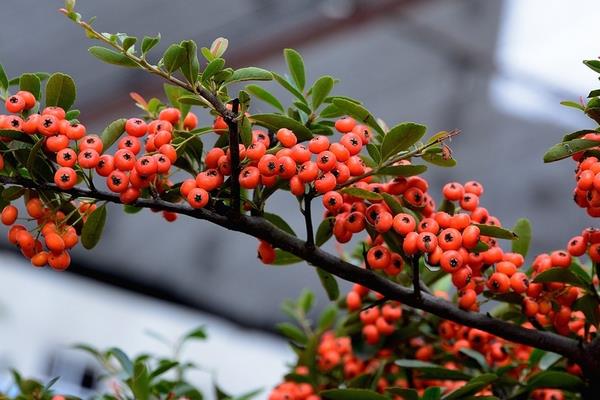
(573, 152, 600, 217)
(1, 198, 95, 270)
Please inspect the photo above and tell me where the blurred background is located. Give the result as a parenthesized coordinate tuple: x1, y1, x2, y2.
(1, 0, 600, 398)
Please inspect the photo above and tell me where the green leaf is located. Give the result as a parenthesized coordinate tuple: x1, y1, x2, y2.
(340, 187, 382, 201)
(273, 249, 303, 265)
(19, 73, 41, 100)
(376, 164, 427, 177)
(124, 204, 142, 214)
(141, 34, 161, 55)
(26, 138, 45, 177)
(562, 129, 595, 142)
(589, 89, 600, 98)
(525, 370, 584, 392)
(183, 326, 207, 341)
(178, 95, 209, 106)
(246, 84, 284, 112)
(225, 67, 273, 85)
(2, 186, 25, 201)
(311, 76, 334, 110)
(129, 361, 150, 400)
(106, 347, 134, 376)
(316, 217, 334, 246)
(560, 100, 585, 111)
(321, 389, 389, 400)
(240, 115, 253, 147)
(385, 388, 418, 400)
(511, 218, 532, 257)
(381, 122, 426, 160)
(317, 304, 338, 332)
(572, 294, 600, 325)
(332, 98, 384, 136)
(100, 118, 127, 150)
(81, 204, 107, 250)
(276, 322, 307, 344)
(272, 72, 307, 104)
(320, 103, 344, 118)
(0, 129, 34, 143)
(149, 360, 179, 380)
(538, 352, 562, 370)
(584, 59, 600, 73)
(543, 138, 599, 163)
(459, 348, 488, 371)
(473, 223, 517, 240)
(0, 63, 8, 91)
(532, 267, 589, 289)
(317, 269, 339, 301)
(264, 212, 296, 235)
(122, 36, 137, 52)
(395, 360, 472, 380)
(162, 44, 186, 74)
(284, 48, 306, 90)
(381, 193, 404, 215)
(443, 374, 497, 400)
(298, 289, 315, 313)
(423, 387, 442, 400)
(250, 113, 313, 141)
(45, 73, 76, 110)
(89, 46, 138, 68)
(366, 143, 381, 165)
(202, 57, 225, 83)
(422, 152, 457, 167)
(179, 40, 200, 85)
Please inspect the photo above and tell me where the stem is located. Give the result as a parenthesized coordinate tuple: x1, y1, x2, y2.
(227, 99, 241, 213)
(412, 256, 421, 299)
(303, 191, 315, 248)
(0, 174, 592, 368)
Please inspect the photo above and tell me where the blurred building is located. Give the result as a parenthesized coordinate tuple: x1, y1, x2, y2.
(1, 0, 599, 397)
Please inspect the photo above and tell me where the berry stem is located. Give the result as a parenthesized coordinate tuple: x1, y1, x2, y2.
(411, 256, 421, 299)
(227, 98, 241, 214)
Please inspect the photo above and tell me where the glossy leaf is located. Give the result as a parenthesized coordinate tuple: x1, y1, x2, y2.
(317, 304, 338, 332)
(385, 388, 418, 400)
(89, 46, 138, 68)
(273, 249, 303, 265)
(543, 138, 599, 163)
(106, 347, 134, 376)
(162, 44, 186, 73)
(276, 322, 307, 344)
(584, 59, 600, 73)
(525, 370, 584, 392)
(381, 122, 426, 160)
(0, 129, 34, 143)
(45, 73, 76, 110)
(19, 73, 41, 100)
(202, 57, 225, 83)
(560, 100, 585, 111)
(179, 40, 200, 85)
(421, 152, 456, 167)
(246, 84, 284, 112)
(572, 294, 600, 325)
(273, 72, 307, 104)
(317, 269, 339, 301)
(340, 187, 382, 201)
(226, 67, 272, 85)
(81, 204, 107, 250)
(532, 267, 589, 288)
(316, 217, 334, 246)
(311, 76, 334, 110)
(473, 223, 517, 240)
(332, 98, 384, 136)
(376, 164, 427, 177)
(100, 118, 127, 149)
(0, 63, 7, 91)
(423, 387, 442, 400)
(381, 193, 404, 215)
(395, 360, 471, 380)
(141, 34, 161, 55)
(122, 36, 137, 52)
(511, 218, 532, 257)
(284, 48, 306, 90)
(250, 113, 313, 141)
(264, 212, 296, 235)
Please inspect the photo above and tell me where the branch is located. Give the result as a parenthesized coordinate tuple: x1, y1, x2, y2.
(0, 173, 588, 367)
